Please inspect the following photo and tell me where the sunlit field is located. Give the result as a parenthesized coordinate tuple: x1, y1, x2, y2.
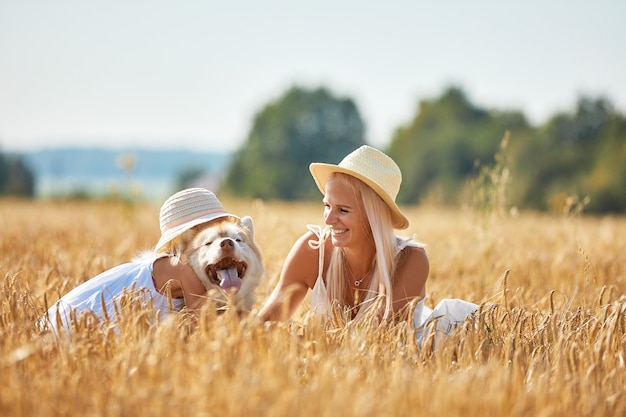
(1, 197, 625, 416)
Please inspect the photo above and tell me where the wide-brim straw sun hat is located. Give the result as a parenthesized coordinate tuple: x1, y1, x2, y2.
(309, 145, 409, 229)
(155, 187, 239, 251)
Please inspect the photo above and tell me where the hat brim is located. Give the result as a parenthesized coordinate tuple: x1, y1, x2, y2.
(154, 212, 240, 251)
(309, 163, 409, 229)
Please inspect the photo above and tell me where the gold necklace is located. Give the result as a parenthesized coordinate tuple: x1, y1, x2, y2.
(347, 260, 376, 287)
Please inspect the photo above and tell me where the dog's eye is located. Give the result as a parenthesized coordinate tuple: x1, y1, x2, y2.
(204, 240, 214, 246)
(235, 238, 243, 242)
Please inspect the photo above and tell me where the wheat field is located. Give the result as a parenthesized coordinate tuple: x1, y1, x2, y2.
(0, 198, 625, 416)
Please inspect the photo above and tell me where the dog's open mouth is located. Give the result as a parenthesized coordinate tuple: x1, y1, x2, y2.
(205, 257, 247, 293)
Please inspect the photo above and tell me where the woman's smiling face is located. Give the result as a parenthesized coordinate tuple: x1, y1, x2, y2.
(323, 176, 370, 248)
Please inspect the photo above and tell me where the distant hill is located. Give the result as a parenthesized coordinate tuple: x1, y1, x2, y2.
(21, 147, 232, 201)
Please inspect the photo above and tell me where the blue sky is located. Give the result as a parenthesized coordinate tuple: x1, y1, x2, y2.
(1, 0, 625, 152)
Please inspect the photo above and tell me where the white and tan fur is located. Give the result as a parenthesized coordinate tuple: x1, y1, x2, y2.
(172, 216, 264, 312)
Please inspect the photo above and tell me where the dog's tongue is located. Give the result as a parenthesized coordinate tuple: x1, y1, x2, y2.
(216, 268, 242, 293)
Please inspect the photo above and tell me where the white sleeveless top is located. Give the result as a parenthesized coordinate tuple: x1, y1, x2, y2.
(306, 224, 427, 323)
(305, 225, 480, 344)
(305, 225, 479, 345)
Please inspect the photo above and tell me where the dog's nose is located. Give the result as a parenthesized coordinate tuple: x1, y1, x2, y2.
(220, 238, 234, 248)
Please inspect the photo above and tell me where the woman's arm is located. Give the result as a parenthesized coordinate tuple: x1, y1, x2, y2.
(258, 231, 320, 321)
(391, 246, 429, 316)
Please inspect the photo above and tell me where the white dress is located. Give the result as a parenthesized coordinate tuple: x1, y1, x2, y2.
(306, 225, 478, 344)
(45, 254, 185, 331)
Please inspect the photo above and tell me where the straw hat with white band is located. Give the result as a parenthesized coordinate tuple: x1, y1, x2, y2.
(309, 145, 409, 230)
(155, 188, 239, 251)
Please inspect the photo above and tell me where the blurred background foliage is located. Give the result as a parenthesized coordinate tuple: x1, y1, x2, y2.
(222, 86, 365, 201)
(0, 152, 35, 197)
(2, 84, 625, 214)
(222, 85, 625, 214)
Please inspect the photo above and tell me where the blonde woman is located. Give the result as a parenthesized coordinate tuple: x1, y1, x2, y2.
(259, 145, 477, 341)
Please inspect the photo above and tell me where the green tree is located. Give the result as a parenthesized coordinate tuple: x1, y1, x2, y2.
(582, 107, 626, 213)
(0, 152, 35, 197)
(0, 152, 7, 193)
(222, 86, 366, 200)
(387, 86, 531, 205)
(517, 97, 619, 211)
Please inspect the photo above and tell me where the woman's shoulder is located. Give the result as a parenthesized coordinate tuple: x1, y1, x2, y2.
(395, 235, 427, 253)
(281, 228, 326, 289)
(284, 228, 324, 261)
(393, 238, 429, 298)
(395, 236, 429, 268)
(396, 246, 429, 279)
(292, 229, 321, 251)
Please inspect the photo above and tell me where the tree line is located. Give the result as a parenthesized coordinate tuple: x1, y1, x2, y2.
(2, 84, 624, 214)
(222, 85, 625, 214)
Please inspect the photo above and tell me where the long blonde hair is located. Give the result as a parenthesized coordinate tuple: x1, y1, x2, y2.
(325, 172, 399, 321)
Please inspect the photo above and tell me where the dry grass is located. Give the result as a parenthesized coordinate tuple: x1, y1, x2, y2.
(1, 197, 625, 416)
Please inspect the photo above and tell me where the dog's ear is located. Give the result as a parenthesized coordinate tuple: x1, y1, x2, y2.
(174, 231, 194, 260)
(241, 216, 255, 240)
